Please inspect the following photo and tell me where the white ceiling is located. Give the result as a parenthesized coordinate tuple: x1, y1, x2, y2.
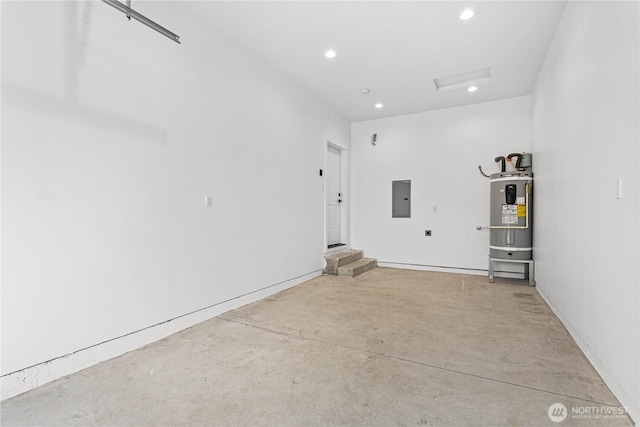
(190, 1, 567, 122)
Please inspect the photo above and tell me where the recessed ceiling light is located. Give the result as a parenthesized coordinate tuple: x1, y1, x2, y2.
(361, 88, 370, 95)
(375, 103, 384, 109)
(460, 9, 474, 20)
(468, 86, 478, 92)
(325, 49, 336, 59)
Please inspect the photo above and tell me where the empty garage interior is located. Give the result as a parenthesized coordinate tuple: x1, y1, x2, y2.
(1, 1, 639, 425)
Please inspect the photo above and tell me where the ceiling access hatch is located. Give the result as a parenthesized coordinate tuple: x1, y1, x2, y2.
(434, 68, 491, 92)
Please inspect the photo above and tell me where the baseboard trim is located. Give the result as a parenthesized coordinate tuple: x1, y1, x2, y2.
(379, 261, 526, 279)
(0, 270, 323, 401)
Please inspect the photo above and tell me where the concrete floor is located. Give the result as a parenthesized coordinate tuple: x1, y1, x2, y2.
(1, 268, 633, 426)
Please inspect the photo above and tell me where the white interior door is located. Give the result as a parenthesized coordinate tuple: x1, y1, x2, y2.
(326, 145, 342, 248)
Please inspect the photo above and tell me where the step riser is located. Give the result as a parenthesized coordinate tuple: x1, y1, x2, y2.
(337, 259, 377, 278)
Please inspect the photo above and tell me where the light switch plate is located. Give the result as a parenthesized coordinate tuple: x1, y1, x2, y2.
(616, 179, 622, 199)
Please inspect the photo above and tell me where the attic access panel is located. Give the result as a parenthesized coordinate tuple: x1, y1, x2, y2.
(392, 180, 411, 218)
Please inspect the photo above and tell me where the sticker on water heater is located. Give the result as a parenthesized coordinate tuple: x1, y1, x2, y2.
(516, 196, 525, 205)
(502, 204, 518, 224)
(517, 204, 526, 217)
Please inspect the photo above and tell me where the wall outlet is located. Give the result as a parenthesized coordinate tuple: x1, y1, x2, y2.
(425, 230, 432, 236)
(204, 195, 213, 207)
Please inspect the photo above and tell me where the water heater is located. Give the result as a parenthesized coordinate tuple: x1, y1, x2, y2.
(489, 171, 533, 260)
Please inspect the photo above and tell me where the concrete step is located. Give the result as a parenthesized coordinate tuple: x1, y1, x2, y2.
(324, 250, 364, 275)
(337, 258, 377, 278)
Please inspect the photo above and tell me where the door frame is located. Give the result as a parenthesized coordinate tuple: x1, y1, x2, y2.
(324, 138, 349, 254)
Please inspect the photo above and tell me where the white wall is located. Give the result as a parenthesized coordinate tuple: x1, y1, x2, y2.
(351, 96, 531, 275)
(0, 0, 349, 395)
(531, 1, 639, 421)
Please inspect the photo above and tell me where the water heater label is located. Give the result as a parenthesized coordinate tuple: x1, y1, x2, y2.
(517, 205, 527, 217)
(502, 204, 518, 224)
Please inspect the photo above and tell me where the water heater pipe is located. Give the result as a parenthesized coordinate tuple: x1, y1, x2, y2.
(101, 0, 181, 43)
(506, 153, 523, 170)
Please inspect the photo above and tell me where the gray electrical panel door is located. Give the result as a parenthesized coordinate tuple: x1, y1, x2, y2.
(392, 180, 411, 218)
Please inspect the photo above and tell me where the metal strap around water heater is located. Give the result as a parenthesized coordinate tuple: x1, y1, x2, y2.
(489, 176, 533, 183)
(489, 246, 532, 251)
